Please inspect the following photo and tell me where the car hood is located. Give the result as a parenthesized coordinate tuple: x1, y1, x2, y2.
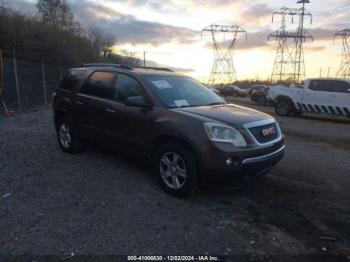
(172, 104, 273, 128)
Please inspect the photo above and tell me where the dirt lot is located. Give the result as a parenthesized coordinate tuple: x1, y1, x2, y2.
(0, 100, 350, 260)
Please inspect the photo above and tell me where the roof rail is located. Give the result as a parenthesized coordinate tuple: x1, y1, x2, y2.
(81, 63, 134, 70)
(135, 66, 174, 72)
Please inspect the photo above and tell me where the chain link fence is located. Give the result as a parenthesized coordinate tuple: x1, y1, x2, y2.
(0, 49, 71, 115)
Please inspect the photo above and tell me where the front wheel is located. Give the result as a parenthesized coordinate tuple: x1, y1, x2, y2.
(154, 142, 198, 198)
(275, 100, 293, 116)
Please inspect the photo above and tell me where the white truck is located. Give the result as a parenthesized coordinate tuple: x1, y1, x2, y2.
(268, 78, 350, 117)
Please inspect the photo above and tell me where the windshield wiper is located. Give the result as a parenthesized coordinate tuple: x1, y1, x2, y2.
(208, 102, 226, 106)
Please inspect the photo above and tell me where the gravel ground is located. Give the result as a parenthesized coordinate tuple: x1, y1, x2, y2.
(0, 104, 350, 259)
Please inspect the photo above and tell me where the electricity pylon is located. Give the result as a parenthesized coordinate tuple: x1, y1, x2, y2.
(294, 0, 313, 83)
(334, 29, 350, 79)
(201, 24, 246, 85)
(269, 1, 313, 83)
(269, 7, 298, 83)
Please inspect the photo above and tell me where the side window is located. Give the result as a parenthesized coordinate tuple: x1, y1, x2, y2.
(59, 69, 85, 90)
(332, 81, 350, 93)
(81, 71, 115, 99)
(114, 74, 145, 103)
(309, 80, 333, 92)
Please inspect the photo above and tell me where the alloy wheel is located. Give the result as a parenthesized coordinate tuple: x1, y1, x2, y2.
(59, 123, 72, 149)
(160, 152, 187, 190)
(277, 103, 289, 115)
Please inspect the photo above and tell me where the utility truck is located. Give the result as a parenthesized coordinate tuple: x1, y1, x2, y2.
(268, 78, 350, 117)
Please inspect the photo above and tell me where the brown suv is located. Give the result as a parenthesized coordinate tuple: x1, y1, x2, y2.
(53, 64, 285, 197)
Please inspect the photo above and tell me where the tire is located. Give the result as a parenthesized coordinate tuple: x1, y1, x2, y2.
(293, 111, 303, 116)
(56, 116, 83, 153)
(154, 142, 198, 198)
(275, 99, 293, 116)
(257, 97, 266, 106)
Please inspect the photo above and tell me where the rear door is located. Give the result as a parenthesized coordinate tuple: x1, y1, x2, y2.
(75, 71, 117, 138)
(331, 80, 350, 116)
(302, 80, 347, 115)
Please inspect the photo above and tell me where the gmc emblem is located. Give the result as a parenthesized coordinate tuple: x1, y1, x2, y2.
(262, 127, 276, 137)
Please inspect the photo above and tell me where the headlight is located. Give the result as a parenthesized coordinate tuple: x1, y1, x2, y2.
(204, 123, 247, 147)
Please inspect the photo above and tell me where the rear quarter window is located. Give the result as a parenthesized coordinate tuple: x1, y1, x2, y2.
(332, 80, 350, 93)
(80, 71, 116, 99)
(59, 70, 85, 91)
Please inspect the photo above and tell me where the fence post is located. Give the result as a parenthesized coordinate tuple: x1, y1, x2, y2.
(41, 58, 47, 106)
(59, 64, 63, 80)
(12, 46, 22, 111)
(0, 49, 10, 115)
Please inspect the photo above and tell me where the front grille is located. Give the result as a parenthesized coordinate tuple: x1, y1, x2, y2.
(248, 122, 279, 144)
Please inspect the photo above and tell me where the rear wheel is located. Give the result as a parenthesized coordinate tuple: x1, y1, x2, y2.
(293, 111, 303, 116)
(275, 99, 293, 116)
(56, 116, 83, 153)
(257, 97, 266, 106)
(154, 142, 198, 198)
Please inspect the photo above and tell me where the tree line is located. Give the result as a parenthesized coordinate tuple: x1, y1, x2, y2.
(0, 0, 141, 66)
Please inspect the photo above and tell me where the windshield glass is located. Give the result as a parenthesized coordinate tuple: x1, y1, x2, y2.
(144, 75, 224, 108)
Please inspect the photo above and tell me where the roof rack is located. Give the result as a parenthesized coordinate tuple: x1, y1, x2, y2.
(135, 66, 174, 72)
(81, 63, 134, 70)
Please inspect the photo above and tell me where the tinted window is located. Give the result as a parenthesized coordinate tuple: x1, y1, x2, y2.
(332, 81, 350, 93)
(114, 74, 145, 103)
(309, 81, 333, 92)
(59, 69, 85, 90)
(309, 80, 350, 93)
(81, 71, 115, 99)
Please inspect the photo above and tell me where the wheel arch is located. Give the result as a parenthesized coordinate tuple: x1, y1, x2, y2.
(54, 109, 72, 130)
(275, 95, 298, 109)
(275, 95, 293, 103)
(152, 133, 201, 166)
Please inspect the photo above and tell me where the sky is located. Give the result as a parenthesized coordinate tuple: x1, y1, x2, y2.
(9, 0, 350, 81)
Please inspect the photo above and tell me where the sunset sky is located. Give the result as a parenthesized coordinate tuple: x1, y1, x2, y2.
(12, 0, 350, 81)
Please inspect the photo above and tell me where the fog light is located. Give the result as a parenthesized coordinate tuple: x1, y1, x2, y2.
(226, 157, 232, 166)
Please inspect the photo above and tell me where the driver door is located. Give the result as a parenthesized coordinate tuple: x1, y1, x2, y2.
(109, 73, 155, 155)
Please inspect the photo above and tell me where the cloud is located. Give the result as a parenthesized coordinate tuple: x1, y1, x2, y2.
(308, 28, 338, 41)
(60, 1, 195, 46)
(202, 29, 269, 50)
(241, 3, 273, 20)
(7, 0, 36, 14)
(8, 0, 344, 56)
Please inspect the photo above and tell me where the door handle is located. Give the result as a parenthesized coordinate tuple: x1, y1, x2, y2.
(105, 108, 116, 113)
(76, 101, 84, 105)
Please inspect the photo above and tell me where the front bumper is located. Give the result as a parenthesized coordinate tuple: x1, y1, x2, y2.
(200, 142, 285, 183)
(241, 145, 285, 165)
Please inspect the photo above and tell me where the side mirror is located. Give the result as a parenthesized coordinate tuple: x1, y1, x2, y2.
(125, 96, 152, 108)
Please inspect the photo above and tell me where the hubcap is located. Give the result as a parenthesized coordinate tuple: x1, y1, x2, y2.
(277, 103, 288, 115)
(160, 152, 187, 190)
(59, 123, 72, 149)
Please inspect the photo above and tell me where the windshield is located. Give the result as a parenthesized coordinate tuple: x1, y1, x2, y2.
(144, 75, 224, 108)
